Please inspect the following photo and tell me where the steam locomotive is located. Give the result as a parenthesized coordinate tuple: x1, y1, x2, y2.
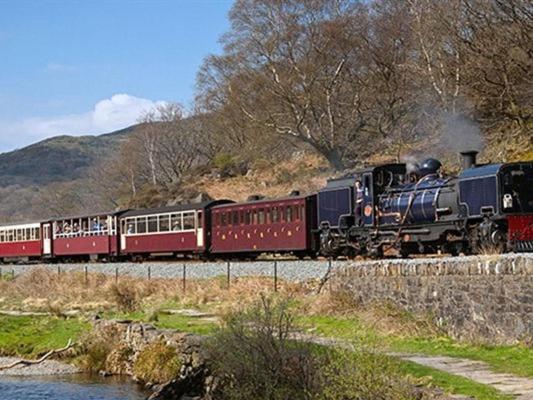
(318, 151, 533, 257)
(0, 151, 531, 263)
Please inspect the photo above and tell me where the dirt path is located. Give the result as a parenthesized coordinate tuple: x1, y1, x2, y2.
(396, 354, 533, 399)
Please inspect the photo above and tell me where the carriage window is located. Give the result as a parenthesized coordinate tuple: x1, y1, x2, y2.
(295, 205, 301, 221)
(183, 213, 195, 230)
(252, 210, 258, 224)
(0, 231, 4, 242)
(25, 228, 31, 240)
(272, 207, 279, 223)
(147, 216, 158, 233)
(239, 211, 244, 225)
(214, 213, 220, 227)
(159, 215, 170, 232)
(197, 211, 203, 228)
(286, 206, 293, 222)
(258, 209, 265, 224)
(243, 210, 249, 225)
(171, 214, 182, 231)
(126, 219, 136, 234)
(221, 212, 228, 227)
(232, 211, 239, 226)
(266, 208, 271, 224)
(137, 217, 147, 234)
(36, 228, 40, 240)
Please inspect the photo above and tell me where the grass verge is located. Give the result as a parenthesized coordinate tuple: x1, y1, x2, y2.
(400, 361, 513, 400)
(0, 315, 89, 357)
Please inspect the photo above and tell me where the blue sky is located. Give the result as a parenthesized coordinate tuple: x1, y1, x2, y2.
(0, 0, 233, 152)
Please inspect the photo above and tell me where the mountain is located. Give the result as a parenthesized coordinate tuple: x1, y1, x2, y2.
(0, 125, 136, 187)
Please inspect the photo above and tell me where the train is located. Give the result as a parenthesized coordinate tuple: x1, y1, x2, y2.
(0, 151, 531, 263)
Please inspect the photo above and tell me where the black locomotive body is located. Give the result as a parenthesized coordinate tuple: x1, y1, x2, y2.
(318, 152, 533, 257)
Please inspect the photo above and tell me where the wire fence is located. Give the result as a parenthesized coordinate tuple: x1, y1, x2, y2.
(1, 259, 336, 292)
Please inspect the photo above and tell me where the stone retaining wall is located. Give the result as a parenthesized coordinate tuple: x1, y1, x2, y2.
(331, 254, 533, 344)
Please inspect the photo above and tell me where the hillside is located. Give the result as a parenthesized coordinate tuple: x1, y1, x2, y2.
(0, 126, 136, 187)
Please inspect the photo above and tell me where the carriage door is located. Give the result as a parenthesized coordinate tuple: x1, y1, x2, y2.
(42, 223, 52, 255)
(362, 173, 375, 226)
(196, 211, 204, 247)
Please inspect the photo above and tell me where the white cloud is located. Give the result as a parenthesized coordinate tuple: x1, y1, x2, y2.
(0, 94, 168, 153)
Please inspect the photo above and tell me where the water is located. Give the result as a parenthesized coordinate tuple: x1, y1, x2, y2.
(0, 375, 149, 400)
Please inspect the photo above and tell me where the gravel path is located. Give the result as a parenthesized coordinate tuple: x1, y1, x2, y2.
(3, 253, 531, 282)
(397, 354, 533, 400)
(0, 357, 79, 376)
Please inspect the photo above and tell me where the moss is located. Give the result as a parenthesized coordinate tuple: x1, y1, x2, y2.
(133, 341, 181, 384)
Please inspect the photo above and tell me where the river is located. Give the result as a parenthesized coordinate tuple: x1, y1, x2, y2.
(0, 374, 149, 400)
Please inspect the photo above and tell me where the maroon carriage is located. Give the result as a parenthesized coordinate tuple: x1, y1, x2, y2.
(210, 194, 318, 257)
(50, 212, 123, 260)
(0, 222, 42, 262)
(119, 200, 232, 258)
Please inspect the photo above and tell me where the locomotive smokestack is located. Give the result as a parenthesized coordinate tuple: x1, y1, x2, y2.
(460, 151, 478, 169)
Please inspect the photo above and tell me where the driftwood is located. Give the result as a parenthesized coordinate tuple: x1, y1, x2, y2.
(0, 339, 74, 371)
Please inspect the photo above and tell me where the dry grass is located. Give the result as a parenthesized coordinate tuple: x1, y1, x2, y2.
(191, 153, 330, 202)
(0, 268, 309, 314)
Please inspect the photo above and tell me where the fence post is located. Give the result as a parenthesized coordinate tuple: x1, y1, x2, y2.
(182, 264, 186, 292)
(12, 269, 15, 280)
(148, 265, 151, 280)
(274, 261, 278, 292)
(57, 266, 61, 278)
(85, 266, 88, 285)
(227, 261, 231, 289)
(115, 267, 119, 283)
(0, 267, 2, 280)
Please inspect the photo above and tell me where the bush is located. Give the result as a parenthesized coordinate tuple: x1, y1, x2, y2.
(319, 349, 418, 400)
(77, 330, 117, 373)
(133, 340, 181, 384)
(206, 295, 432, 400)
(206, 295, 321, 400)
(109, 282, 139, 312)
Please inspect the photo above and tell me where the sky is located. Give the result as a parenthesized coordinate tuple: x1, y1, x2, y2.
(0, 0, 233, 152)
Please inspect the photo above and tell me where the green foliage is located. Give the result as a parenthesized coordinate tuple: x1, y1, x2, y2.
(133, 340, 181, 384)
(0, 315, 88, 357)
(213, 153, 236, 171)
(320, 350, 417, 400)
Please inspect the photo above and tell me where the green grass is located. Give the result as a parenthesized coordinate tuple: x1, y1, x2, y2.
(104, 310, 218, 336)
(0, 315, 89, 357)
(298, 314, 532, 399)
(400, 361, 513, 400)
(390, 336, 533, 378)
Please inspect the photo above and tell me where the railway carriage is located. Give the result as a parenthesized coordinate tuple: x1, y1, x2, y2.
(119, 200, 232, 259)
(49, 212, 124, 260)
(210, 194, 318, 258)
(0, 222, 42, 262)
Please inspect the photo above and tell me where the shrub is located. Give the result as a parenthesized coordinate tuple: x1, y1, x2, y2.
(109, 282, 139, 312)
(133, 340, 181, 384)
(318, 349, 418, 400)
(77, 329, 117, 373)
(206, 295, 321, 400)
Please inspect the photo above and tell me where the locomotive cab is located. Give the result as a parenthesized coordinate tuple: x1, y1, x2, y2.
(500, 162, 533, 251)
